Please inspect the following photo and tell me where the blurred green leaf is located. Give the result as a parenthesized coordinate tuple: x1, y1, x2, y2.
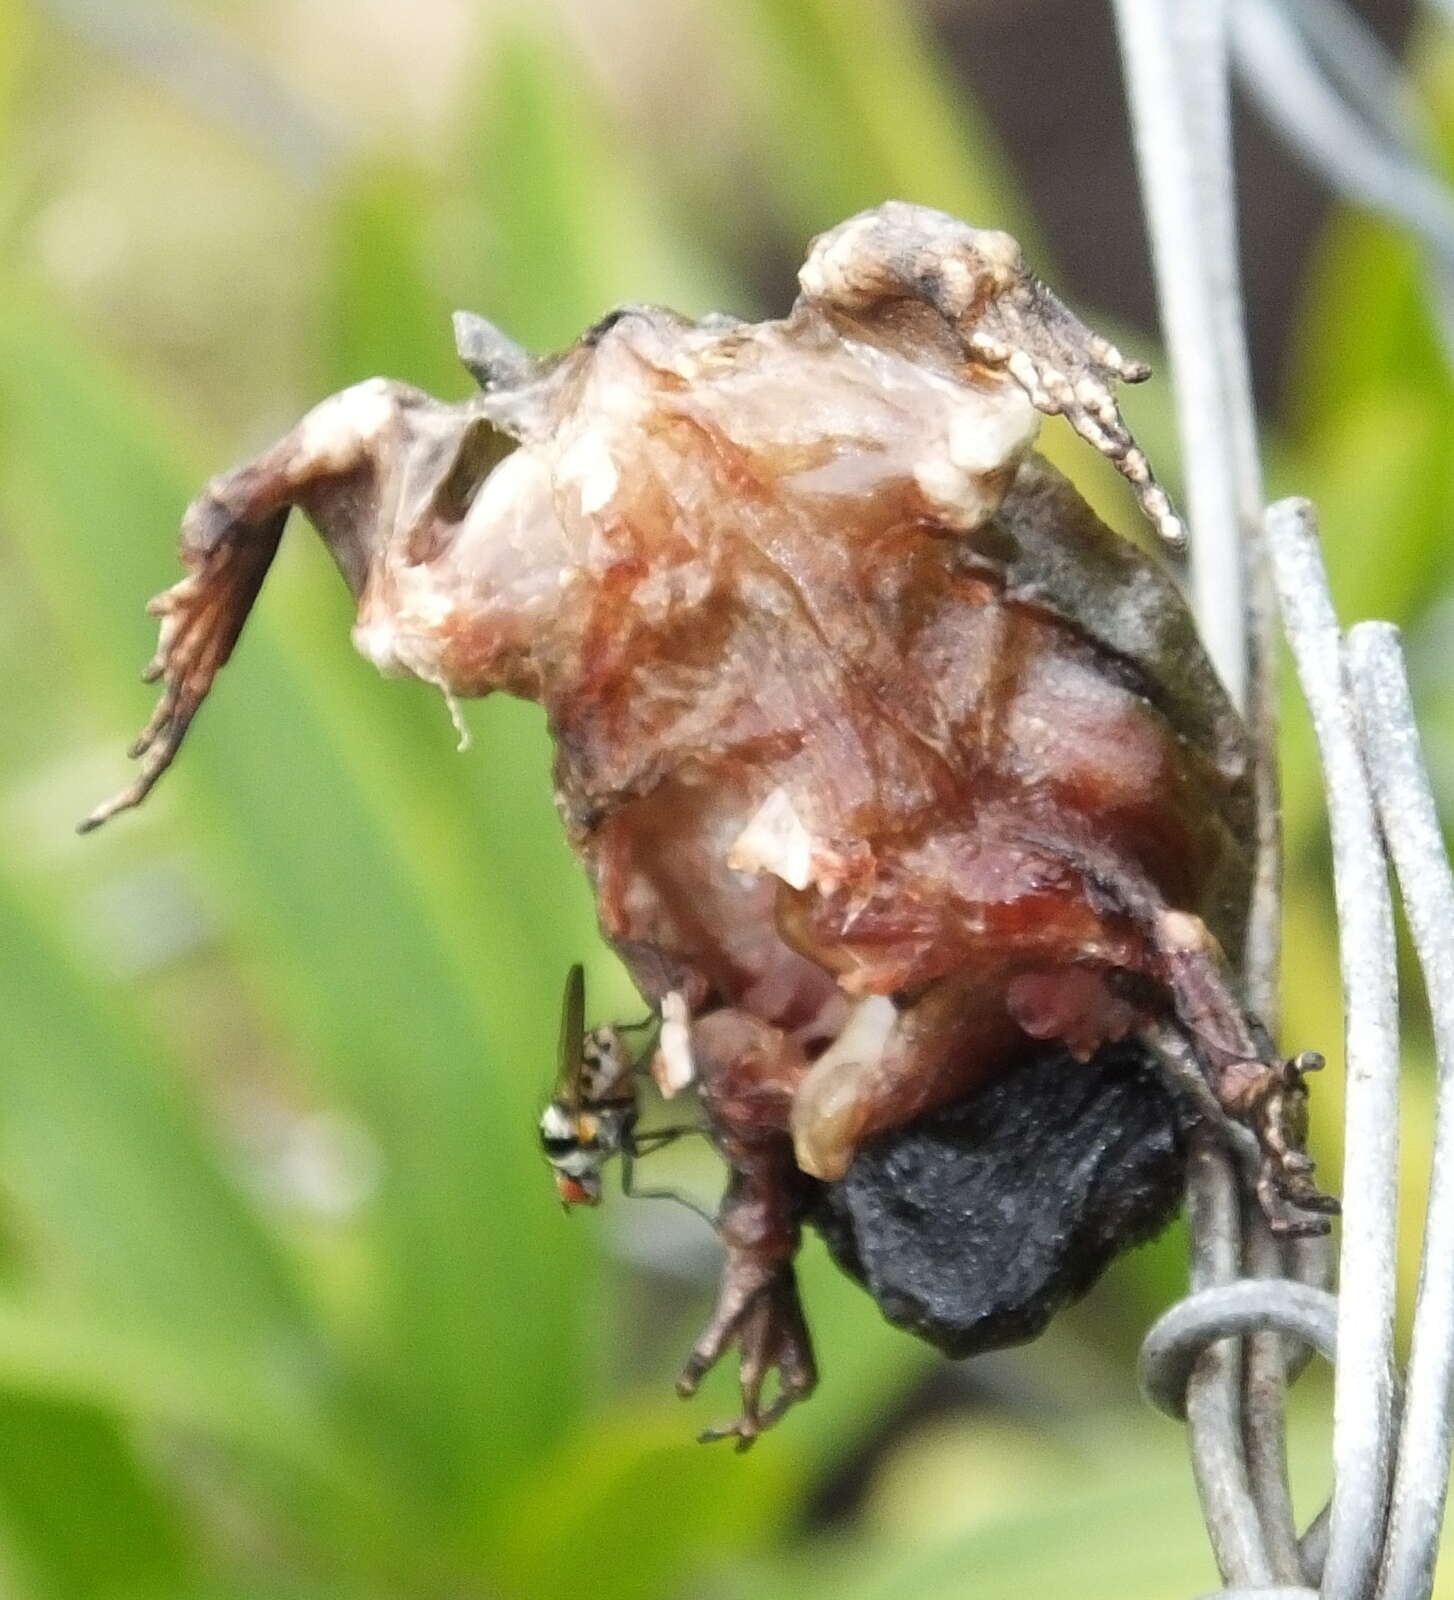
(1285, 217, 1445, 440)
(0, 288, 588, 1524)
(322, 164, 466, 398)
(728, 1447, 1217, 1600)
(722, 0, 1026, 246)
(0, 0, 24, 152)
(470, 24, 739, 348)
(491, 1404, 793, 1600)
(0, 869, 313, 1367)
(0, 1396, 189, 1600)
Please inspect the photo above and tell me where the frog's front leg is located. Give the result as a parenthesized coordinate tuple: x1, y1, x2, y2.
(677, 1010, 818, 1450)
(82, 379, 475, 832)
(795, 200, 1183, 544)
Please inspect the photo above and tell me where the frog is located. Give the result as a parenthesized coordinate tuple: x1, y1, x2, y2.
(86, 201, 1334, 1448)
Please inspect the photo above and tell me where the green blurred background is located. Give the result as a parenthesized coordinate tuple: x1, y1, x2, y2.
(2, 0, 1453, 1595)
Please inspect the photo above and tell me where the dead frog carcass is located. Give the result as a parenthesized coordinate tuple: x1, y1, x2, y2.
(87, 202, 1335, 1446)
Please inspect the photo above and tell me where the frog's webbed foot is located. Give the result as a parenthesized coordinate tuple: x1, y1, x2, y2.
(1139, 909, 1339, 1235)
(796, 200, 1184, 546)
(79, 499, 288, 832)
(1141, 1020, 1338, 1238)
(1227, 1049, 1340, 1237)
(678, 1263, 816, 1452)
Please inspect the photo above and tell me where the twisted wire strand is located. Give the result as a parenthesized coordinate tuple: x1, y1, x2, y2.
(1139, 1280, 1338, 1423)
(1348, 629, 1454, 1600)
(1112, 1, 1301, 1589)
(1266, 503, 1403, 1600)
(1112, 4, 1454, 1598)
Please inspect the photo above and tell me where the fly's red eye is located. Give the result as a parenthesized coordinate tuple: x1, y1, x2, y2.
(555, 1174, 599, 1206)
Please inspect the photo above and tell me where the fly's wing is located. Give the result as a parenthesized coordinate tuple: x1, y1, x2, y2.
(556, 962, 587, 1108)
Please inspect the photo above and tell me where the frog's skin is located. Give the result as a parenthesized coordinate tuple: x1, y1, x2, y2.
(87, 202, 1335, 1447)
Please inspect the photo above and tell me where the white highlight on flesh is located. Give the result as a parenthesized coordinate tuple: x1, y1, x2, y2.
(352, 613, 471, 750)
(797, 215, 879, 301)
(351, 617, 403, 675)
(465, 438, 552, 530)
(973, 228, 1024, 280)
(808, 994, 898, 1085)
(946, 384, 1038, 474)
(556, 427, 620, 514)
(790, 994, 899, 1181)
(654, 991, 695, 1098)
(298, 378, 397, 472)
(728, 787, 815, 890)
(912, 377, 1039, 529)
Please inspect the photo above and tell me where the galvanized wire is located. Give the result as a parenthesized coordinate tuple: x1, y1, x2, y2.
(1230, 0, 1454, 369)
(1114, 3, 1454, 1598)
(1114, 1, 1304, 1590)
(1111, 0, 1258, 711)
(1349, 628, 1454, 1600)
(1231, 0, 1454, 267)
(1266, 501, 1402, 1600)
(1140, 1279, 1338, 1421)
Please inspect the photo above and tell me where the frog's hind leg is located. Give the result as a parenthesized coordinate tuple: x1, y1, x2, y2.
(1148, 907, 1338, 1236)
(677, 1009, 818, 1449)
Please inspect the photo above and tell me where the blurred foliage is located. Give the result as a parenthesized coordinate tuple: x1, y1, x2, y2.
(2, 0, 1454, 1596)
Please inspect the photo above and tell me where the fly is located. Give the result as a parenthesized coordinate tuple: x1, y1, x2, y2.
(540, 964, 710, 1221)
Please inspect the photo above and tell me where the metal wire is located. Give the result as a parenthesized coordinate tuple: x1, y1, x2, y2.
(1140, 1280, 1339, 1421)
(1113, 2, 1303, 1590)
(1348, 628, 1454, 1600)
(1230, 0, 1454, 370)
(1111, 0, 1257, 710)
(1266, 502, 1402, 1600)
(1206, 1591, 1321, 1600)
(1231, 0, 1454, 268)
(1114, 4, 1454, 1598)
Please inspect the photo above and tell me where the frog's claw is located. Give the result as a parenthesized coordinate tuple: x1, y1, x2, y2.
(797, 200, 1184, 547)
(79, 502, 286, 832)
(680, 1266, 816, 1451)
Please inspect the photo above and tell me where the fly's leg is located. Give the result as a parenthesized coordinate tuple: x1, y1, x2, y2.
(1150, 909, 1338, 1236)
(630, 1126, 705, 1155)
(675, 1010, 817, 1449)
(617, 1141, 715, 1228)
(795, 201, 1183, 545)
